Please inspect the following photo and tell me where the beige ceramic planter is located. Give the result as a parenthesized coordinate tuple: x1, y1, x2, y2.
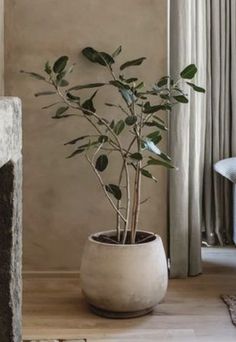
(80, 230, 168, 318)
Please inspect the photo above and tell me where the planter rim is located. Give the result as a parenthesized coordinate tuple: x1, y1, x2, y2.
(88, 229, 160, 247)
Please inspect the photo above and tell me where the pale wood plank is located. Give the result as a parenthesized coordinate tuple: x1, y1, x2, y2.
(23, 248, 236, 341)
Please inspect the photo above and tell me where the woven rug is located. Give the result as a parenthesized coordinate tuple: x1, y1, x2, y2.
(221, 295, 236, 326)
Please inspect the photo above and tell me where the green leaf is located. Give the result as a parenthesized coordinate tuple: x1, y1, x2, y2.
(35, 91, 56, 97)
(157, 76, 169, 87)
(160, 93, 170, 100)
(112, 45, 122, 58)
(159, 151, 171, 162)
(67, 92, 80, 101)
(66, 141, 98, 158)
(141, 169, 157, 182)
(120, 57, 146, 71)
(42, 102, 60, 110)
(126, 77, 138, 83)
(68, 83, 106, 91)
(82, 47, 114, 66)
(173, 95, 189, 103)
(120, 89, 137, 106)
(64, 135, 89, 145)
(135, 82, 144, 90)
(98, 135, 108, 143)
(113, 120, 125, 135)
(144, 120, 167, 131)
(130, 153, 143, 161)
(125, 116, 137, 126)
(81, 91, 97, 115)
(96, 154, 108, 172)
(105, 102, 116, 107)
(147, 157, 174, 169)
(20, 70, 45, 80)
(55, 106, 69, 116)
(147, 131, 162, 144)
(53, 56, 69, 73)
(180, 64, 197, 79)
(110, 120, 115, 129)
(57, 79, 69, 87)
(186, 82, 205, 93)
(109, 80, 130, 89)
(66, 148, 85, 158)
(143, 139, 162, 155)
(105, 184, 122, 200)
(143, 102, 167, 114)
(44, 62, 52, 75)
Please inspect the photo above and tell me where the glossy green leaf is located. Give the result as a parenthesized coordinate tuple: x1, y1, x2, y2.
(120, 89, 137, 106)
(57, 79, 69, 87)
(55, 106, 69, 116)
(34, 91, 56, 97)
(146, 131, 162, 144)
(112, 45, 122, 58)
(44, 62, 52, 75)
(20, 70, 45, 80)
(53, 56, 68, 73)
(144, 120, 167, 131)
(130, 153, 143, 161)
(98, 135, 108, 143)
(64, 135, 89, 145)
(125, 116, 137, 126)
(126, 77, 138, 83)
(186, 82, 205, 93)
(68, 83, 106, 91)
(81, 91, 97, 115)
(66, 92, 80, 101)
(143, 140, 162, 155)
(82, 47, 114, 66)
(173, 95, 189, 103)
(141, 169, 157, 182)
(42, 102, 60, 110)
(157, 76, 169, 87)
(109, 80, 130, 89)
(66, 141, 98, 158)
(147, 157, 174, 168)
(180, 64, 197, 79)
(95, 154, 108, 172)
(105, 184, 122, 200)
(143, 102, 167, 114)
(113, 120, 125, 135)
(120, 57, 146, 71)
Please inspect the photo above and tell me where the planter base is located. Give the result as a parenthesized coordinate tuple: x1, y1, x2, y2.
(89, 304, 153, 319)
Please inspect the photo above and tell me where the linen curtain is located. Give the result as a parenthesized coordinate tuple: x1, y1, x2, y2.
(169, 0, 236, 278)
(203, 0, 235, 246)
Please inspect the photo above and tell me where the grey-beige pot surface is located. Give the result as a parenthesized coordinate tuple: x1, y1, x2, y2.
(80, 230, 168, 318)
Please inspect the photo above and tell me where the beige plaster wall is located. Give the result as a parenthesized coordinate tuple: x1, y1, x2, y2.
(5, 0, 167, 271)
(0, 0, 4, 95)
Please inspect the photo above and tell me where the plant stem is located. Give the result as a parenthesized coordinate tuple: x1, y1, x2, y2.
(86, 153, 127, 224)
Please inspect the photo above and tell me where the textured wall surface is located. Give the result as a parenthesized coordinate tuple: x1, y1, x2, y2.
(0, 98, 22, 342)
(5, 0, 167, 271)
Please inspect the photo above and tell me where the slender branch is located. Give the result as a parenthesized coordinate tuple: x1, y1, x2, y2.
(85, 154, 127, 224)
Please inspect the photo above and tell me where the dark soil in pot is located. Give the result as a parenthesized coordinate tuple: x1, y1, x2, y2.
(93, 231, 156, 245)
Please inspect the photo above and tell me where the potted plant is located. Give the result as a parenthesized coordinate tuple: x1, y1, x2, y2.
(21, 46, 204, 318)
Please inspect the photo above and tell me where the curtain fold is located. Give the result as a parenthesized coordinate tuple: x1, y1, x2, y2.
(169, 0, 235, 278)
(169, 0, 207, 278)
(203, 0, 233, 246)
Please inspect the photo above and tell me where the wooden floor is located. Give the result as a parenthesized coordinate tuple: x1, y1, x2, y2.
(23, 247, 236, 342)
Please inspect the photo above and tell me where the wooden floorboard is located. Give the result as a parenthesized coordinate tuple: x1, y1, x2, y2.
(23, 247, 236, 341)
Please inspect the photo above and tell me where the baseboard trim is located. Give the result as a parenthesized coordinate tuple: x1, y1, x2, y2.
(23, 270, 80, 278)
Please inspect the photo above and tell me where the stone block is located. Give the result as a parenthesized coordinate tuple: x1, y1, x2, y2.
(0, 98, 22, 342)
